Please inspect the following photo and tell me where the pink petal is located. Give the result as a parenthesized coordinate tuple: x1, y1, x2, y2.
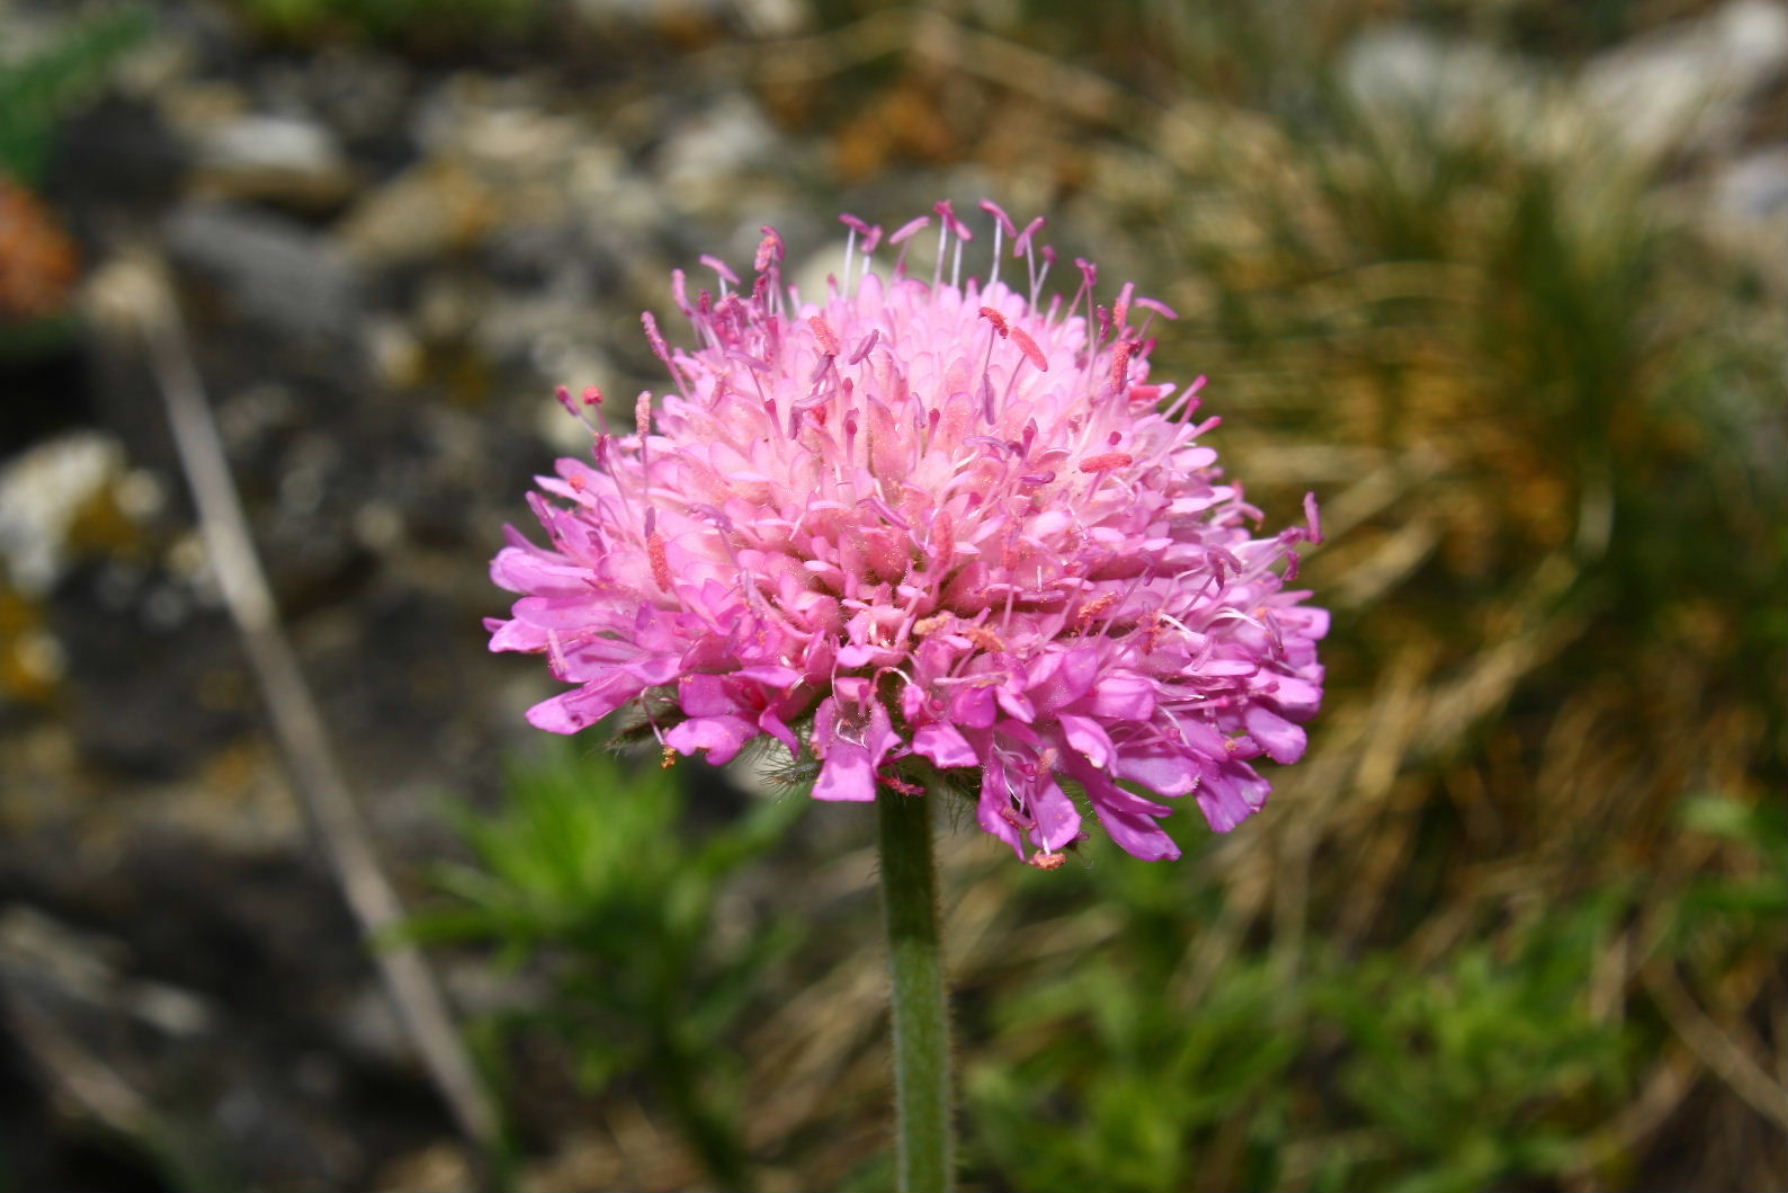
(976, 757, 1026, 857)
(1113, 745, 1200, 797)
(679, 673, 738, 717)
(865, 702, 902, 770)
(1268, 674, 1323, 716)
(488, 618, 547, 653)
(758, 708, 801, 756)
(1028, 774, 1082, 851)
(1057, 713, 1115, 770)
(813, 742, 876, 801)
(948, 685, 998, 729)
(665, 715, 757, 765)
(913, 722, 978, 768)
(1094, 803, 1180, 861)
(1089, 675, 1155, 721)
(1197, 760, 1271, 832)
(525, 675, 641, 733)
(1244, 705, 1306, 765)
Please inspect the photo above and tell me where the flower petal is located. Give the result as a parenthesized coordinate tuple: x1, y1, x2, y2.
(665, 715, 757, 765)
(525, 675, 641, 733)
(975, 755, 1026, 857)
(1094, 803, 1180, 861)
(913, 722, 978, 768)
(813, 741, 876, 801)
(1058, 713, 1115, 770)
(1028, 773, 1082, 852)
(1244, 705, 1306, 765)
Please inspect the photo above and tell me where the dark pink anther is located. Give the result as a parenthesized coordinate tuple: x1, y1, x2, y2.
(978, 199, 1018, 239)
(1134, 296, 1178, 320)
(1013, 216, 1045, 257)
(755, 226, 785, 271)
(979, 306, 1010, 337)
(808, 315, 841, 356)
(1009, 326, 1049, 372)
(848, 329, 880, 365)
(641, 311, 673, 364)
(934, 199, 974, 240)
(889, 216, 932, 245)
(1079, 452, 1133, 474)
(699, 254, 740, 286)
(1110, 339, 1136, 390)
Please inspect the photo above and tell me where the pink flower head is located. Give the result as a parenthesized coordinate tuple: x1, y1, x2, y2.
(487, 205, 1327, 865)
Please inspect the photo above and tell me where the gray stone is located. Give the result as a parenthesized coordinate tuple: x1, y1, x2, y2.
(165, 202, 362, 346)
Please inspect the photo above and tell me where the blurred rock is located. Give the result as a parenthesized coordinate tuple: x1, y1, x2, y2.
(165, 203, 362, 348)
(0, 431, 125, 598)
(46, 96, 188, 233)
(192, 113, 356, 210)
(657, 92, 789, 215)
(336, 159, 498, 267)
(1581, 0, 1788, 158)
(1341, 25, 1538, 136)
(49, 563, 249, 777)
(1713, 144, 1788, 225)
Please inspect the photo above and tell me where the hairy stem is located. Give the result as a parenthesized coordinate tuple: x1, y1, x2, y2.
(877, 785, 954, 1193)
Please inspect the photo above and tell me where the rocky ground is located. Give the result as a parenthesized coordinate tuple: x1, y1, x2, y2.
(0, 1, 1781, 1190)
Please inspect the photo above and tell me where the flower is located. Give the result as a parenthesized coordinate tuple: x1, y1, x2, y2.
(487, 201, 1326, 864)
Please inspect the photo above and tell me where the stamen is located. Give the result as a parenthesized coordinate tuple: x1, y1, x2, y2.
(839, 213, 871, 291)
(1009, 326, 1049, 372)
(848, 329, 880, 365)
(980, 199, 1015, 288)
(1109, 339, 1136, 392)
(889, 216, 930, 244)
(699, 254, 739, 296)
(1079, 452, 1133, 473)
(648, 530, 673, 592)
(808, 315, 841, 357)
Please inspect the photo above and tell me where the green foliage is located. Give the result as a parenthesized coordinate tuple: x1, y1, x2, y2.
(411, 743, 803, 1190)
(1316, 900, 1634, 1193)
(970, 954, 1302, 1193)
(227, 0, 538, 46)
(959, 788, 1788, 1193)
(962, 877, 1645, 1193)
(0, 5, 149, 186)
(1672, 794, 1788, 950)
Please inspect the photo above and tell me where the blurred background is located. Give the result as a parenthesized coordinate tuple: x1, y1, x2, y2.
(0, 0, 1782, 1190)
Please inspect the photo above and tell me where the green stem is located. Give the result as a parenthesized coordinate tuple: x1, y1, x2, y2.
(877, 785, 955, 1193)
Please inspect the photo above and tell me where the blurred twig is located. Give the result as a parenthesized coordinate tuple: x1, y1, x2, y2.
(1642, 960, 1788, 1129)
(84, 254, 501, 1154)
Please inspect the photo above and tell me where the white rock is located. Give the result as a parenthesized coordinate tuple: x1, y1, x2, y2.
(1580, 0, 1788, 157)
(0, 431, 124, 597)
